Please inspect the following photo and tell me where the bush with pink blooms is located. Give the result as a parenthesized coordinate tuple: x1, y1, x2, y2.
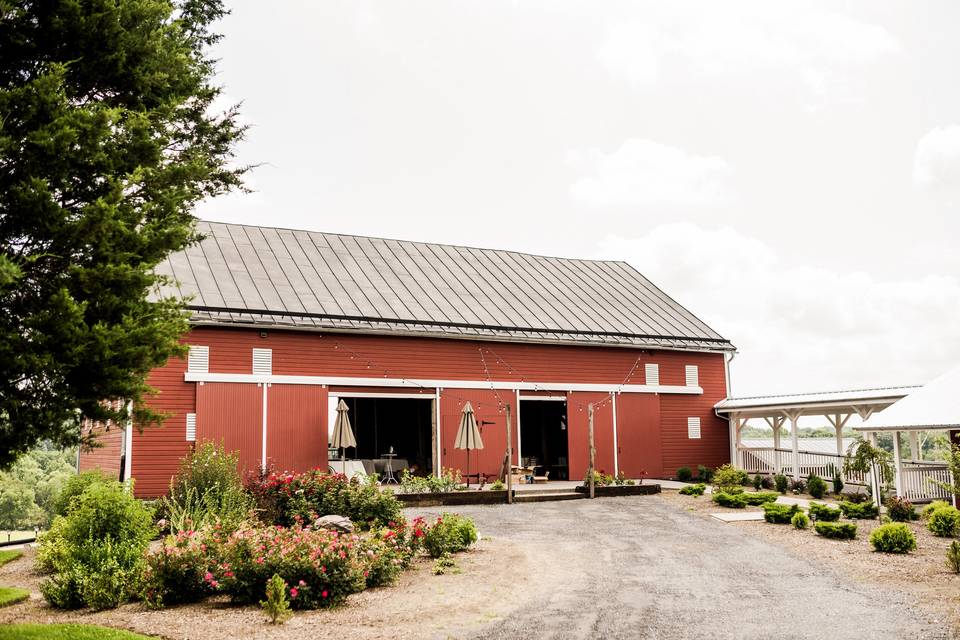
(246, 468, 403, 530)
(142, 526, 226, 607)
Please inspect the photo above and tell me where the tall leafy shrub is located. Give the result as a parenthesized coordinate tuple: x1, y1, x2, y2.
(161, 442, 253, 533)
(38, 480, 154, 610)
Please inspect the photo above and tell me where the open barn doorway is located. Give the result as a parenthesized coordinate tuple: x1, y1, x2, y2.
(520, 399, 569, 480)
(335, 396, 434, 479)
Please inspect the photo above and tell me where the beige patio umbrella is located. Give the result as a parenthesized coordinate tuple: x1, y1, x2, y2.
(455, 401, 484, 487)
(331, 399, 357, 475)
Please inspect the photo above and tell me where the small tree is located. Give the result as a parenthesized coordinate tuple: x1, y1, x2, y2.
(843, 440, 894, 517)
(929, 444, 960, 505)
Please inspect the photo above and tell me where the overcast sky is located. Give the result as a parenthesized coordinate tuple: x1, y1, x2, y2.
(198, 1, 960, 396)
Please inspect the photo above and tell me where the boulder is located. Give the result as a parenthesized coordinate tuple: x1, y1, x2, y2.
(315, 515, 354, 533)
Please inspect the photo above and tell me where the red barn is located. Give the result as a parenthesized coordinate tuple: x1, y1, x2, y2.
(80, 222, 735, 497)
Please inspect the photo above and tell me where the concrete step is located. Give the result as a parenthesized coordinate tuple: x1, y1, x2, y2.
(513, 491, 585, 503)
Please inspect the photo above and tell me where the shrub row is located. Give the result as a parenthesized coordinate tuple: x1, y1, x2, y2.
(814, 521, 857, 540)
(762, 503, 801, 524)
(839, 500, 879, 520)
(807, 502, 841, 522)
(678, 483, 706, 496)
(712, 492, 747, 508)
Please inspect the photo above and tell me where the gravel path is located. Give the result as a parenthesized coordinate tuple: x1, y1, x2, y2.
(410, 495, 952, 640)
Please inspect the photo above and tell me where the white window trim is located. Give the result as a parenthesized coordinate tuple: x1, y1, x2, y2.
(687, 416, 701, 439)
(252, 348, 273, 375)
(685, 365, 699, 387)
(645, 363, 660, 386)
(187, 346, 209, 374)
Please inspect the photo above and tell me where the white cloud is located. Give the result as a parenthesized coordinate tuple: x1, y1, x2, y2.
(567, 139, 733, 207)
(597, 4, 900, 95)
(600, 223, 960, 396)
(913, 125, 960, 188)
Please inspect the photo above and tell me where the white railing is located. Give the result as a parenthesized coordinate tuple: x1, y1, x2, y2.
(736, 447, 864, 484)
(900, 462, 952, 502)
(737, 446, 954, 501)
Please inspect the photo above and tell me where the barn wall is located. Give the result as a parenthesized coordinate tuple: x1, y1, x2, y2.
(128, 326, 728, 496)
(78, 423, 123, 481)
(130, 355, 194, 497)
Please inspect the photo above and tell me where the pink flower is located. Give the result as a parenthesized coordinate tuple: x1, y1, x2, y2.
(322, 590, 328, 598)
(290, 587, 298, 598)
(204, 572, 213, 581)
(298, 580, 306, 586)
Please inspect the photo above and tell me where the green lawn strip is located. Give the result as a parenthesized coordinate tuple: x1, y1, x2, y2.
(0, 550, 23, 567)
(0, 624, 156, 640)
(0, 587, 29, 608)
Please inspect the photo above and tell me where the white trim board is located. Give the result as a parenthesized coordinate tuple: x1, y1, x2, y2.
(183, 372, 703, 395)
(518, 395, 568, 401)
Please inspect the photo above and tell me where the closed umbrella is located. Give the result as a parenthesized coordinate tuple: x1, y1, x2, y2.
(455, 401, 484, 487)
(331, 399, 357, 475)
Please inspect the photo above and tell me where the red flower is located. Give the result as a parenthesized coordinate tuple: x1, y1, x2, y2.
(322, 590, 328, 598)
(290, 587, 298, 598)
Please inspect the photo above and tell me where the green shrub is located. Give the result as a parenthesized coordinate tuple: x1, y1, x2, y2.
(676, 467, 693, 482)
(679, 483, 706, 496)
(52, 471, 112, 517)
(869, 523, 916, 554)
(712, 464, 748, 491)
(37, 480, 154, 610)
(247, 469, 403, 529)
(741, 492, 778, 506)
(815, 521, 857, 540)
(832, 472, 844, 495)
(927, 505, 960, 537)
(791, 511, 809, 530)
(752, 474, 762, 490)
(921, 500, 951, 520)
(261, 574, 293, 625)
(432, 553, 456, 575)
(141, 529, 221, 607)
(807, 502, 841, 522)
(947, 541, 960, 573)
(422, 513, 478, 559)
(397, 468, 462, 494)
(489, 479, 505, 491)
(774, 474, 788, 494)
(161, 442, 253, 533)
(788, 478, 806, 494)
(697, 465, 713, 482)
(711, 492, 747, 508)
(885, 496, 917, 522)
(807, 474, 827, 499)
(839, 500, 879, 520)
(762, 503, 801, 524)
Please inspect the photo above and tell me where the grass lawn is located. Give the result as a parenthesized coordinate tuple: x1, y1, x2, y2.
(0, 587, 28, 608)
(0, 624, 156, 640)
(0, 550, 22, 567)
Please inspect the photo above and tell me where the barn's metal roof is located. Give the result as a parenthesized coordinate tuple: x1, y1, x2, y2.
(156, 221, 734, 352)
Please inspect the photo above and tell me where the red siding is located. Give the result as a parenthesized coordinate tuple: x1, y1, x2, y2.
(78, 423, 123, 480)
(196, 382, 263, 476)
(266, 384, 328, 473)
(440, 389, 515, 480)
(659, 359, 729, 475)
(132, 326, 729, 496)
(131, 356, 194, 497)
(616, 393, 664, 479)
(567, 392, 616, 480)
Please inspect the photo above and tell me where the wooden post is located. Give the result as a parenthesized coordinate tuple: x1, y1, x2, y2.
(505, 403, 513, 504)
(588, 403, 595, 499)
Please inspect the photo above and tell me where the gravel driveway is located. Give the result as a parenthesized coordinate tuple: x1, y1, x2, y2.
(410, 495, 951, 640)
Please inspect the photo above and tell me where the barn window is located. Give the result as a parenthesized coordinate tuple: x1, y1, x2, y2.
(186, 413, 197, 441)
(685, 365, 699, 387)
(645, 363, 660, 386)
(687, 417, 701, 439)
(252, 348, 272, 375)
(187, 345, 209, 373)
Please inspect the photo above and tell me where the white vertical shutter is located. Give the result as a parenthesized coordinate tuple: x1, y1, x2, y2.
(687, 417, 701, 439)
(645, 363, 660, 386)
(685, 365, 699, 387)
(187, 346, 209, 373)
(185, 413, 197, 441)
(252, 348, 272, 375)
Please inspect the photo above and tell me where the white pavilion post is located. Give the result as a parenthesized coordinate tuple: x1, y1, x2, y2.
(769, 416, 782, 474)
(908, 431, 920, 461)
(892, 430, 904, 498)
(788, 411, 801, 481)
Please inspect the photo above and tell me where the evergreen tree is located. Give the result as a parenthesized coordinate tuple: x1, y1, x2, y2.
(0, 0, 247, 466)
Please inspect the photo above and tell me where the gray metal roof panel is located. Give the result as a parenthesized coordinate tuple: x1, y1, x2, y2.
(155, 221, 734, 351)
